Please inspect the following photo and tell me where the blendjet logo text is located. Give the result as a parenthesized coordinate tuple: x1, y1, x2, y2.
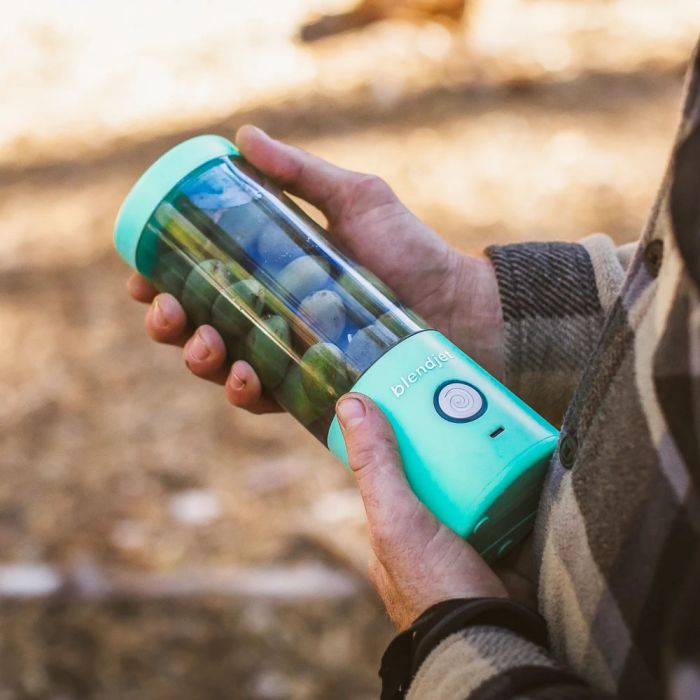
(391, 352, 456, 398)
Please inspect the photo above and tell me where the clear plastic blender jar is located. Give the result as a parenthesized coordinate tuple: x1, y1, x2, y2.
(114, 135, 558, 561)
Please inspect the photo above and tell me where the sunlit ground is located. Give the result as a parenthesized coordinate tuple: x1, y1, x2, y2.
(1, 1, 698, 698)
(3, 0, 698, 163)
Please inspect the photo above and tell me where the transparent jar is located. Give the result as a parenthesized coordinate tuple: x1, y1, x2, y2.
(115, 135, 558, 560)
(117, 136, 425, 442)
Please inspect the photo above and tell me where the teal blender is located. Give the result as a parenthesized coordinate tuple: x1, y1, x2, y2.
(114, 135, 558, 561)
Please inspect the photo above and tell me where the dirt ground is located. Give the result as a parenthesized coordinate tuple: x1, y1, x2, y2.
(0, 1, 697, 698)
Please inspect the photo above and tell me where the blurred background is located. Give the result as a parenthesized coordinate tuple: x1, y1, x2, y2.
(1, 0, 698, 697)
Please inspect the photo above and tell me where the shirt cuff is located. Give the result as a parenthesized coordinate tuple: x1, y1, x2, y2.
(485, 240, 609, 423)
(379, 597, 549, 700)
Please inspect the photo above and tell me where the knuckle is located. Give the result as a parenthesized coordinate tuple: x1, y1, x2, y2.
(340, 174, 397, 221)
(349, 443, 378, 475)
(281, 145, 313, 186)
(353, 174, 393, 200)
(289, 150, 307, 183)
(349, 431, 398, 474)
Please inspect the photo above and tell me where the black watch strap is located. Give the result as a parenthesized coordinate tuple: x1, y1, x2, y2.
(379, 597, 549, 700)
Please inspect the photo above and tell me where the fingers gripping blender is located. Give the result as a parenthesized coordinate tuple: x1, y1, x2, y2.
(114, 135, 558, 561)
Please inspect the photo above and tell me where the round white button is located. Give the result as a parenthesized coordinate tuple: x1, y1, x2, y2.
(434, 381, 486, 423)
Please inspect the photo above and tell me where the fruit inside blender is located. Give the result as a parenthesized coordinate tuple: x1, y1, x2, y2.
(137, 154, 426, 441)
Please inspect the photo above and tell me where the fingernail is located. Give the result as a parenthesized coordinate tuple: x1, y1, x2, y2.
(230, 371, 245, 391)
(190, 330, 210, 361)
(154, 295, 179, 328)
(153, 298, 168, 327)
(337, 397, 365, 429)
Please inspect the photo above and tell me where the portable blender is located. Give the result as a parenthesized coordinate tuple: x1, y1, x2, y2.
(114, 135, 558, 561)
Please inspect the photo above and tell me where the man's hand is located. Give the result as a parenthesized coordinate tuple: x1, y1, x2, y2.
(126, 130, 533, 625)
(336, 392, 517, 630)
(127, 126, 504, 413)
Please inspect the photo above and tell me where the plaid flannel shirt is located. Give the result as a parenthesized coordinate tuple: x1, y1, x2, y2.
(391, 38, 700, 700)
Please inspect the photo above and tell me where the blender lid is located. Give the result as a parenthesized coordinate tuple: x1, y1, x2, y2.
(113, 134, 239, 270)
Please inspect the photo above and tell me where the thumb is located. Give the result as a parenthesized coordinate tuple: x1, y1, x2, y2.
(235, 125, 383, 225)
(336, 394, 425, 538)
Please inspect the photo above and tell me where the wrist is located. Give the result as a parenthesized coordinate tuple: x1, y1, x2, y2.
(379, 597, 549, 698)
(447, 252, 505, 380)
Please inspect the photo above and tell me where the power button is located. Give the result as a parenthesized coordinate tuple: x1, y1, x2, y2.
(434, 381, 487, 423)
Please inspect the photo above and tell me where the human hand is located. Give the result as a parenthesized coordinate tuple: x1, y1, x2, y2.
(335, 392, 536, 630)
(128, 125, 504, 414)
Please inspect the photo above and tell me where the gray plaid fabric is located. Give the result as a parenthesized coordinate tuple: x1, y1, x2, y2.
(406, 40, 700, 700)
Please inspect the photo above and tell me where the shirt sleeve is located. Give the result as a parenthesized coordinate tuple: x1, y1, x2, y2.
(379, 597, 613, 700)
(399, 556, 700, 700)
(485, 234, 633, 425)
(405, 625, 613, 700)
